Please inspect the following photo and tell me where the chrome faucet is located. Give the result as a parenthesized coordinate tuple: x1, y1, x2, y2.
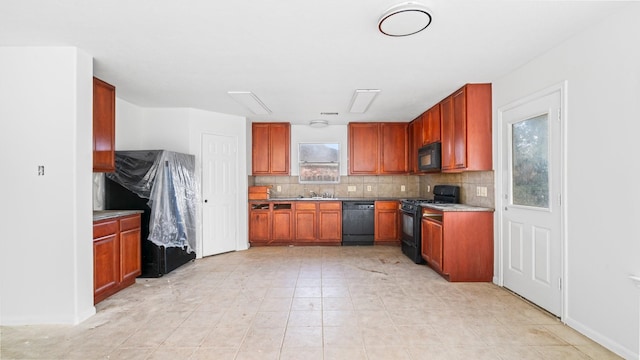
(309, 190, 318, 198)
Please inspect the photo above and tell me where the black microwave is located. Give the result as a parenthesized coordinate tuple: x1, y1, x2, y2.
(418, 142, 441, 172)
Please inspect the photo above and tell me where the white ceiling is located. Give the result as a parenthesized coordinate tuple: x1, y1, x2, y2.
(0, 1, 631, 125)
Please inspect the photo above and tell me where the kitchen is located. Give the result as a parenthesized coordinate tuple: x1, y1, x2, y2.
(1, 1, 640, 359)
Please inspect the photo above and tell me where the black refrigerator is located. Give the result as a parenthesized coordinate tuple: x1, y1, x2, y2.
(105, 150, 197, 277)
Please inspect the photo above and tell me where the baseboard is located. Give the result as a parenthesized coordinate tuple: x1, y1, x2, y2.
(564, 316, 638, 360)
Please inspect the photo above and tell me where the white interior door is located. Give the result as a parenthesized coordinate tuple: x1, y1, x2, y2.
(500, 86, 563, 316)
(202, 133, 238, 257)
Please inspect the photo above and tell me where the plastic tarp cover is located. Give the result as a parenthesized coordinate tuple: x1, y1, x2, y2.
(106, 150, 198, 253)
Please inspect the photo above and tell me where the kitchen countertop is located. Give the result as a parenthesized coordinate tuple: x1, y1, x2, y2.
(93, 210, 144, 221)
(252, 197, 409, 202)
(420, 203, 494, 212)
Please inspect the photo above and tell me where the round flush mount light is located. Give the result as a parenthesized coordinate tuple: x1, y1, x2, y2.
(309, 119, 329, 128)
(378, 2, 432, 37)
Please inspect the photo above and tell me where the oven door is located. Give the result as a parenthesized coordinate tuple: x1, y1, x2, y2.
(400, 210, 416, 244)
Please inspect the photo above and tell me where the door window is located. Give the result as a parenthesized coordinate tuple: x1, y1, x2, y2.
(511, 114, 549, 208)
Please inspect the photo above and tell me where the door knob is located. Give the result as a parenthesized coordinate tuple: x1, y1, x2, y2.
(204, 199, 208, 203)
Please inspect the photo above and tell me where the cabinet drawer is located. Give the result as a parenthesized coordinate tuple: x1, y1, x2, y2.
(93, 220, 118, 239)
(120, 215, 141, 231)
(375, 201, 399, 210)
(319, 202, 341, 210)
(296, 202, 317, 210)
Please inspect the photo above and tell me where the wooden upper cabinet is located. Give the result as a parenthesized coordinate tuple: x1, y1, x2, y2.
(422, 103, 441, 145)
(348, 122, 407, 175)
(348, 123, 379, 174)
(380, 123, 408, 174)
(93, 77, 116, 173)
(252, 122, 290, 175)
(441, 84, 492, 172)
(409, 115, 423, 173)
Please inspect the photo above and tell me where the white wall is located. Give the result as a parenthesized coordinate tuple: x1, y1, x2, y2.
(115, 104, 249, 256)
(0, 47, 95, 325)
(492, 4, 640, 358)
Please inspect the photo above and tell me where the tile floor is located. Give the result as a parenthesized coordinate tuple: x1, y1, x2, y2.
(1, 246, 622, 360)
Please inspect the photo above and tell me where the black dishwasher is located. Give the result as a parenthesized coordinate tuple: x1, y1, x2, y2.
(342, 201, 375, 245)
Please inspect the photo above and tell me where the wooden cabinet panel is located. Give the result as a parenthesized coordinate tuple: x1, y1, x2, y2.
(93, 214, 141, 304)
(93, 77, 115, 173)
(421, 217, 443, 273)
(409, 116, 423, 173)
(441, 95, 455, 171)
(317, 202, 342, 243)
(251, 124, 271, 174)
(294, 202, 317, 242)
(374, 200, 399, 244)
(252, 123, 290, 175)
(249, 203, 271, 244)
(380, 123, 408, 174)
(93, 230, 119, 301)
(423, 103, 441, 144)
(272, 203, 293, 242)
(441, 84, 492, 172)
(348, 123, 379, 174)
(119, 216, 141, 285)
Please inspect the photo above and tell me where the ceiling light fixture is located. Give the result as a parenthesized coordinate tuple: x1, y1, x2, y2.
(348, 89, 381, 113)
(309, 119, 329, 128)
(378, 2, 432, 37)
(227, 91, 271, 115)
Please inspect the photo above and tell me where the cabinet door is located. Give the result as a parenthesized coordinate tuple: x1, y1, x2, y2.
(272, 203, 293, 242)
(423, 218, 443, 272)
(423, 103, 441, 144)
(409, 117, 422, 173)
(317, 202, 342, 243)
(249, 204, 271, 243)
(93, 77, 115, 172)
(252, 124, 271, 174)
(452, 88, 467, 169)
(119, 215, 141, 284)
(440, 95, 455, 170)
(269, 123, 290, 175)
(374, 201, 399, 243)
(294, 202, 317, 242)
(93, 220, 119, 303)
(380, 123, 408, 174)
(348, 123, 379, 174)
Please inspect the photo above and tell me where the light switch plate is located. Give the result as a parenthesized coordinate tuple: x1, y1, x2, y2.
(401, 185, 406, 192)
(366, 185, 372, 192)
(347, 185, 356, 192)
(276, 185, 282, 192)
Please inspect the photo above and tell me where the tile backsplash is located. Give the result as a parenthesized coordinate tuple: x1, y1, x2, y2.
(253, 171, 495, 208)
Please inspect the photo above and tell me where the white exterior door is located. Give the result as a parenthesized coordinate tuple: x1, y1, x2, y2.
(202, 133, 238, 257)
(500, 85, 564, 316)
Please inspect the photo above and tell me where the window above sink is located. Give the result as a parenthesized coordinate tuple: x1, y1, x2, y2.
(298, 143, 340, 184)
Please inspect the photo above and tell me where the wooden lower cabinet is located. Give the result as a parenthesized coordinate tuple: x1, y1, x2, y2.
(294, 202, 317, 242)
(421, 208, 493, 282)
(317, 202, 342, 244)
(374, 200, 400, 245)
(93, 214, 141, 304)
(249, 201, 341, 245)
(272, 203, 294, 243)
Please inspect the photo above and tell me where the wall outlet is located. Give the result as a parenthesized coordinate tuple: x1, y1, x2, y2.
(401, 185, 406, 192)
(347, 185, 356, 192)
(276, 185, 282, 192)
(426, 185, 431, 192)
(477, 186, 488, 197)
(366, 185, 372, 192)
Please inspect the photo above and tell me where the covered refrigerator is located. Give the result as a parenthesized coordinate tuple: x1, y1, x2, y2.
(105, 150, 197, 277)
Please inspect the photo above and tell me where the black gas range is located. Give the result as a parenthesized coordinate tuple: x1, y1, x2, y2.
(400, 185, 460, 263)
